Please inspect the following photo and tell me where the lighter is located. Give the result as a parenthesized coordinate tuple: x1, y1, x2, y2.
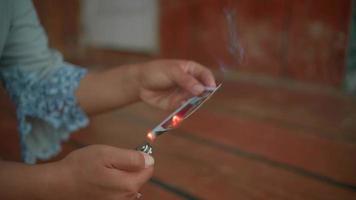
(136, 84, 222, 155)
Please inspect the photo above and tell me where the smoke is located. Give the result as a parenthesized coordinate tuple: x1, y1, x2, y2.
(224, 8, 244, 64)
(160, 2, 244, 77)
(217, 8, 245, 75)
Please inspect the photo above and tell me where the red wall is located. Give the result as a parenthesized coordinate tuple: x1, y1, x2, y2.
(160, 0, 352, 86)
(34, 0, 352, 87)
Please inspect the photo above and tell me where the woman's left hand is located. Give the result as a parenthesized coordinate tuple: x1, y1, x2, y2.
(77, 59, 216, 114)
(136, 60, 216, 110)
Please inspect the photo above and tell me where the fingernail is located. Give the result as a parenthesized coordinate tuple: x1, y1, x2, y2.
(192, 84, 204, 95)
(136, 193, 142, 199)
(141, 152, 154, 168)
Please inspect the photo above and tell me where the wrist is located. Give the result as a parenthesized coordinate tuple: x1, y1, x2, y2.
(109, 63, 142, 105)
(76, 63, 143, 114)
(120, 63, 141, 100)
(0, 161, 64, 200)
(36, 162, 72, 200)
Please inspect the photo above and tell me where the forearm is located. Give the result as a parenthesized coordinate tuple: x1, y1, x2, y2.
(75, 64, 141, 115)
(0, 161, 52, 200)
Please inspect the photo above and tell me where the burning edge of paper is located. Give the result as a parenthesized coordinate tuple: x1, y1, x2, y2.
(146, 84, 222, 141)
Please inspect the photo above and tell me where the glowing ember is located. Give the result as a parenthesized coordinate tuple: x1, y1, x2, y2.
(172, 115, 182, 127)
(147, 132, 156, 141)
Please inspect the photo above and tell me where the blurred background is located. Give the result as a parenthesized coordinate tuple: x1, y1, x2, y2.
(1, 0, 356, 199)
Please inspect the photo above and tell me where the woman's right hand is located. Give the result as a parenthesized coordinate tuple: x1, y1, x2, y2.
(44, 145, 154, 200)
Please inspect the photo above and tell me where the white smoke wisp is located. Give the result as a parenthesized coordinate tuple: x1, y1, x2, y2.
(219, 8, 245, 74)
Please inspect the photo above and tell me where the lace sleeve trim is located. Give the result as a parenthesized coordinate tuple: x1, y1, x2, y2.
(0, 63, 89, 164)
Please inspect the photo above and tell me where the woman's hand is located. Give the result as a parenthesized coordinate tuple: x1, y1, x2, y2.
(45, 145, 154, 200)
(0, 145, 153, 200)
(136, 60, 216, 110)
(77, 59, 216, 114)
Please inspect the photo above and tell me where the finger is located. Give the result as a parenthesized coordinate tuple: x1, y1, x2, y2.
(105, 147, 154, 172)
(128, 166, 154, 190)
(114, 166, 154, 195)
(182, 61, 216, 87)
(169, 66, 206, 96)
(167, 90, 192, 110)
(136, 193, 143, 199)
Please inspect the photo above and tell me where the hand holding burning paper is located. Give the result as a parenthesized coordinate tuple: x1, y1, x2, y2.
(137, 60, 217, 111)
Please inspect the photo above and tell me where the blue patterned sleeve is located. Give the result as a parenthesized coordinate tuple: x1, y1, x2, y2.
(0, 63, 88, 164)
(0, 0, 90, 164)
(0, 63, 89, 164)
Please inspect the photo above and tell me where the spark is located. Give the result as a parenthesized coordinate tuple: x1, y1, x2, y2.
(147, 132, 156, 142)
(172, 115, 182, 127)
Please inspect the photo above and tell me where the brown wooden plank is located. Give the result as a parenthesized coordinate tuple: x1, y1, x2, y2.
(71, 112, 356, 199)
(105, 78, 356, 186)
(141, 182, 184, 200)
(207, 81, 356, 142)
(114, 102, 356, 187)
(184, 110, 356, 185)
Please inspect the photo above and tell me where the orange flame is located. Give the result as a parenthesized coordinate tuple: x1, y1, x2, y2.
(172, 115, 182, 127)
(147, 132, 156, 141)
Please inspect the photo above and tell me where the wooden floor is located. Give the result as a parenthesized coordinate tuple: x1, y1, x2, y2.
(1, 76, 356, 199)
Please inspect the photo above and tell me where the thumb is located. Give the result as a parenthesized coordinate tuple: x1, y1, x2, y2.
(106, 148, 154, 172)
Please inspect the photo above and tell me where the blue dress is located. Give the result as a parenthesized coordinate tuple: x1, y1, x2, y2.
(0, 0, 89, 164)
